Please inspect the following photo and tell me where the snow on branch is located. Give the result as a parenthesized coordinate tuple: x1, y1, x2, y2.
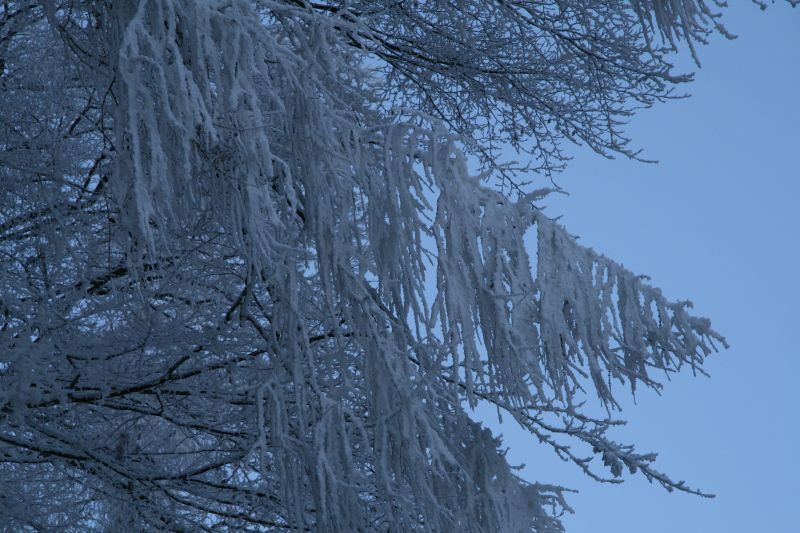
(0, 0, 746, 529)
(429, 134, 727, 410)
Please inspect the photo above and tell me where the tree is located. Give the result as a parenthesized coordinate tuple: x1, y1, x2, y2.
(0, 1, 789, 531)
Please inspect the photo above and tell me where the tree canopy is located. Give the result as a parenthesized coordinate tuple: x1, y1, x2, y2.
(0, 1, 787, 531)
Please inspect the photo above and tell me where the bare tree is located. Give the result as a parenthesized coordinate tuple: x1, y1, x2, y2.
(0, 1, 788, 531)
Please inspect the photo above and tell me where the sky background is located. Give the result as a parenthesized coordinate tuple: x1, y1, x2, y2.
(476, 3, 799, 532)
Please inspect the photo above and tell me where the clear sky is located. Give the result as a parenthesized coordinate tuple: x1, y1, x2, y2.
(477, 3, 799, 532)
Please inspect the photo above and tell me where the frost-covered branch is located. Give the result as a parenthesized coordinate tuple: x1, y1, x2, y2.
(0, 0, 764, 530)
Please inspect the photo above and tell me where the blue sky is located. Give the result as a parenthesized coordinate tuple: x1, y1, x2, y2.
(477, 3, 799, 532)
